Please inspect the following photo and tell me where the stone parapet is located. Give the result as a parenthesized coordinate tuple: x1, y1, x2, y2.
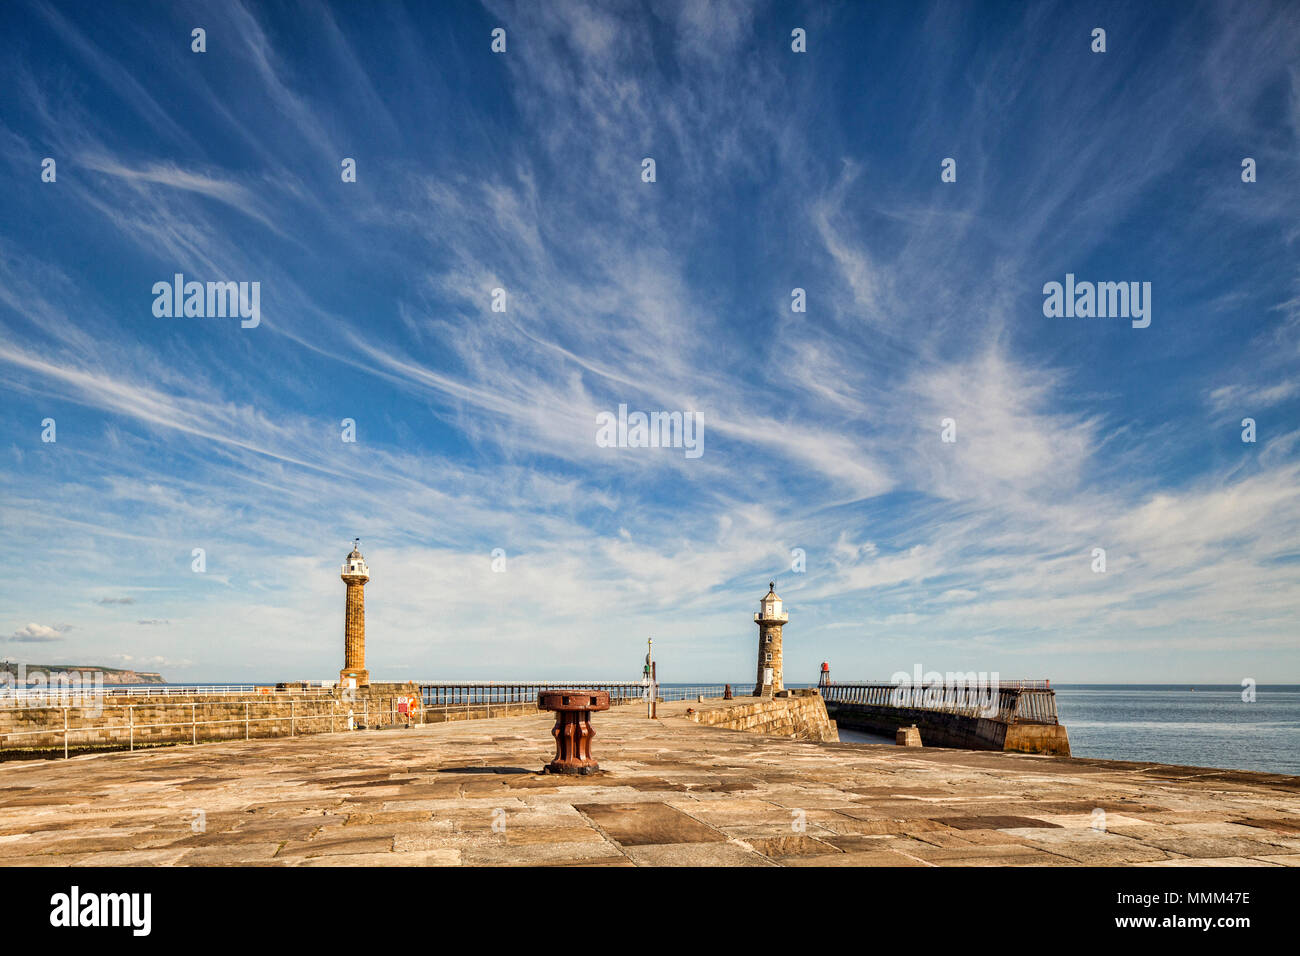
(684, 692, 838, 742)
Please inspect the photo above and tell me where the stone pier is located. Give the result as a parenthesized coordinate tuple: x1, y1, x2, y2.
(1, 699, 1297, 867)
(822, 681, 1071, 756)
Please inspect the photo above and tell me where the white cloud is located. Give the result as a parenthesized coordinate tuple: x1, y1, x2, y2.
(1207, 382, 1298, 414)
(8, 623, 72, 643)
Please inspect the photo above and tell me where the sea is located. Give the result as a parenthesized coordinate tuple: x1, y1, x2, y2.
(839, 684, 1300, 776)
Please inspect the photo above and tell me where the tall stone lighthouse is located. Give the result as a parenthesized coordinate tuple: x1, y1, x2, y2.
(339, 539, 370, 687)
(753, 581, 788, 697)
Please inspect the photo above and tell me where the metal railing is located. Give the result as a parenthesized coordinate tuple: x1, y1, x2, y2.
(820, 679, 1052, 690)
(654, 684, 748, 702)
(417, 681, 647, 707)
(820, 680, 1060, 725)
(0, 697, 368, 759)
(415, 681, 762, 706)
(1012, 689, 1059, 724)
(0, 684, 341, 706)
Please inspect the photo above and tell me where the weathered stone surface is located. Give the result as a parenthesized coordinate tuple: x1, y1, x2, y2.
(623, 842, 775, 866)
(932, 815, 1063, 830)
(576, 802, 726, 845)
(0, 699, 1296, 866)
(739, 834, 841, 858)
(783, 848, 930, 867)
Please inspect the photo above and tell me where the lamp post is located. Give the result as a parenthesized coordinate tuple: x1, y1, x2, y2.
(645, 637, 657, 719)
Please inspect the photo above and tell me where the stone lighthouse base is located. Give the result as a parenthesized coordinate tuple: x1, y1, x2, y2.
(339, 668, 369, 688)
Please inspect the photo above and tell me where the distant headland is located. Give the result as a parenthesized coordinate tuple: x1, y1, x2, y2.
(0, 662, 165, 685)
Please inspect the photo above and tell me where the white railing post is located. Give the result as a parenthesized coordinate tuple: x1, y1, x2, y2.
(191, 702, 196, 744)
(63, 706, 69, 759)
(129, 705, 134, 752)
(244, 700, 249, 739)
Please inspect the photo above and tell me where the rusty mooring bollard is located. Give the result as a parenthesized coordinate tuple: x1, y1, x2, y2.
(537, 689, 611, 774)
(723, 683, 733, 700)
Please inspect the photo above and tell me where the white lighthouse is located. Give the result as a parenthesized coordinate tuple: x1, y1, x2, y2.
(752, 582, 788, 697)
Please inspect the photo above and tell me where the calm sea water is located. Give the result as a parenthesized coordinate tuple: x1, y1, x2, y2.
(1052, 685, 1300, 775)
(843, 685, 1300, 776)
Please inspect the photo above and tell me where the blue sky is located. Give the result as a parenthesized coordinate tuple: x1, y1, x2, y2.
(1, 0, 1298, 684)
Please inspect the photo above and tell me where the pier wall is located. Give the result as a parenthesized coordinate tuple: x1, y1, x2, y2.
(825, 700, 1070, 755)
(0, 683, 414, 758)
(0, 684, 640, 759)
(687, 690, 838, 742)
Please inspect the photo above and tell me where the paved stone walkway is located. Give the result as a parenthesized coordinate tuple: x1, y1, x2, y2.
(2, 700, 1298, 866)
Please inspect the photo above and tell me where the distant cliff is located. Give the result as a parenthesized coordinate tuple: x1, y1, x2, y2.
(0, 662, 165, 685)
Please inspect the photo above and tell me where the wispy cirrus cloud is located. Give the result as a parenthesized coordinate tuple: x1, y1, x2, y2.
(1207, 382, 1298, 414)
(0, 0, 1297, 684)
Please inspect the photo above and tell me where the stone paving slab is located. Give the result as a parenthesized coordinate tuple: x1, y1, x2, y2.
(0, 699, 1297, 866)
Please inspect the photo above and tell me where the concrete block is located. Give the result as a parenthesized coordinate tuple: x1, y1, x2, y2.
(897, 725, 922, 747)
